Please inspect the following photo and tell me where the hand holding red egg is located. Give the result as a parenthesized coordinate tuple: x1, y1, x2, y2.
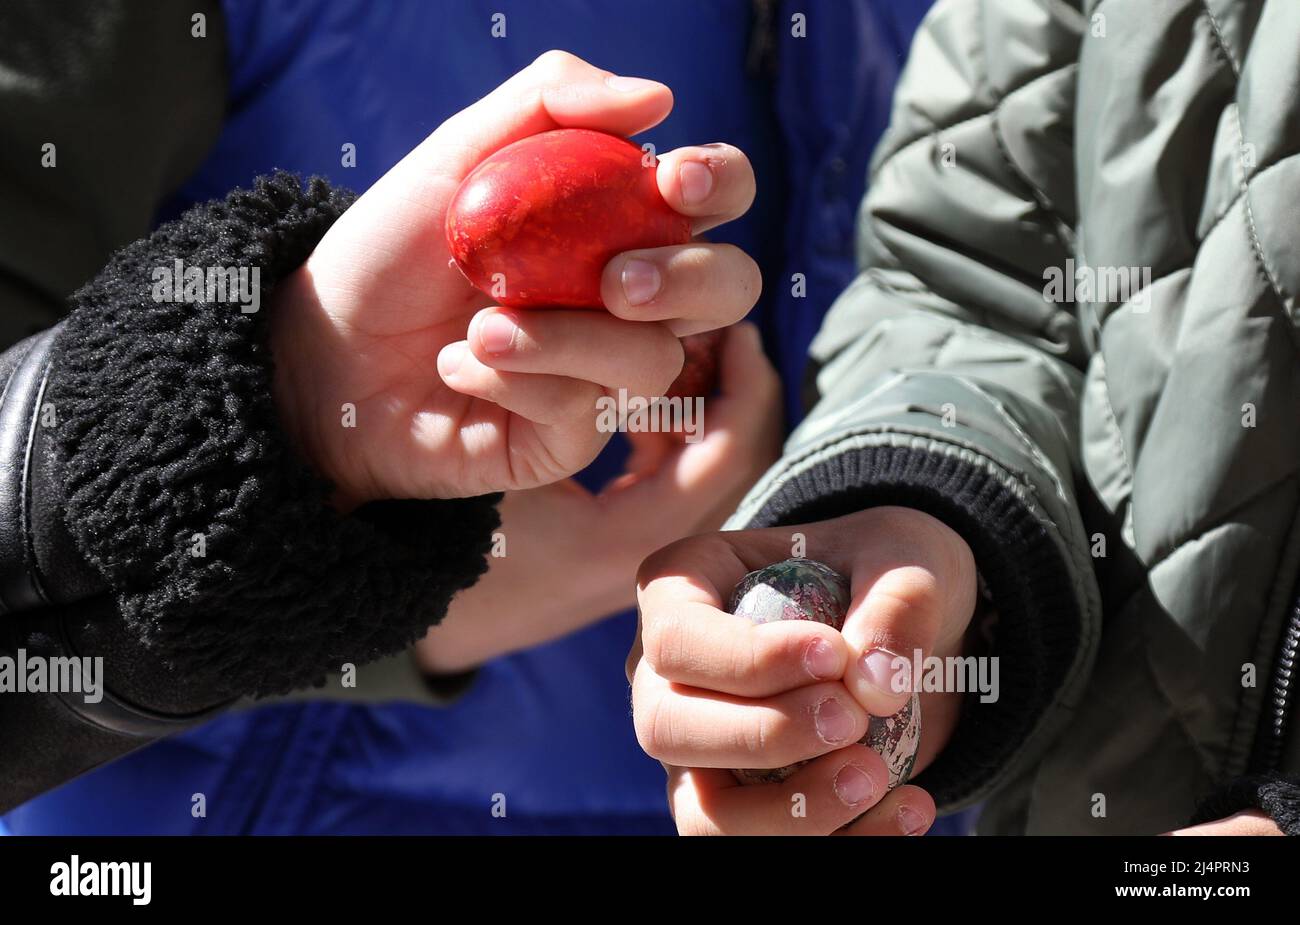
(269, 51, 759, 502)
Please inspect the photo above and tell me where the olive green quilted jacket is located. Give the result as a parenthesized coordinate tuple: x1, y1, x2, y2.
(731, 0, 1300, 833)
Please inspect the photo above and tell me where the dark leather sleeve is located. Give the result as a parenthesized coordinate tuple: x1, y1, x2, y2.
(0, 327, 227, 806)
(0, 3, 501, 812)
(0, 175, 501, 812)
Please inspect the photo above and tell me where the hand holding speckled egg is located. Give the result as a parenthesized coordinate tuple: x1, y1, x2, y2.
(728, 559, 921, 790)
(628, 506, 978, 835)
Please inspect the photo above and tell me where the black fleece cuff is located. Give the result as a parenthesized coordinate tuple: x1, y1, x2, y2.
(743, 442, 1083, 809)
(47, 172, 500, 700)
(1192, 774, 1300, 835)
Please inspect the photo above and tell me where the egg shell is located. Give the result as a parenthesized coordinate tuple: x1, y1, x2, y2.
(445, 128, 692, 308)
(727, 557, 921, 789)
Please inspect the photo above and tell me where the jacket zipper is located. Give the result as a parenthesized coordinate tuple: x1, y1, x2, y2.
(1252, 594, 1300, 772)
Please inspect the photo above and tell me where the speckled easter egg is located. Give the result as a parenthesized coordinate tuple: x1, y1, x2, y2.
(728, 558, 921, 789)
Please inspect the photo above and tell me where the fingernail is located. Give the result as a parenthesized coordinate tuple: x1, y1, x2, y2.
(605, 75, 658, 93)
(477, 313, 518, 355)
(833, 764, 877, 807)
(898, 805, 929, 836)
(814, 697, 855, 745)
(679, 160, 714, 206)
(621, 259, 661, 306)
(861, 648, 909, 696)
(437, 342, 467, 378)
(804, 638, 840, 680)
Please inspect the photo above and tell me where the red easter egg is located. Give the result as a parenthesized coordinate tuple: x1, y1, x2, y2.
(445, 128, 692, 308)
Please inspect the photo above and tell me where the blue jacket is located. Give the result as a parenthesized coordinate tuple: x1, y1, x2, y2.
(4, 0, 933, 835)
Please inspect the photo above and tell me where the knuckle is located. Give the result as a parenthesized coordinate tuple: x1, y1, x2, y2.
(531, 49, 580, 77)
(711, 246, 763, 304)
(639, 610, 673, 673)
(640, 604, 692, 677)
(655, 336, 686, 393)
(894, 565, 944, 609)
(626, 320, 683, 383)
(559, 381, 602, 423)
(635, 544, 677, 590)
(736, 709, 771, 760)
(632, 686, 661, 755)
(892, 509, 978, 614)
(728, 630, 761, 688)
(642, 692, 678, 760)
(872, 570, 943, 640)
(737, 254, 763, 305)
(746, 629, 794, 684)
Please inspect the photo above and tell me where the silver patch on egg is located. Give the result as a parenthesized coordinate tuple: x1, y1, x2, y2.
(726, 558, 922, 790)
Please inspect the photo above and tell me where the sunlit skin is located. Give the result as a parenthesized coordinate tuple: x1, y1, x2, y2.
(417, 322, 783, 674)
(267, 51, 761, 504)
(627, 507, 976, 835)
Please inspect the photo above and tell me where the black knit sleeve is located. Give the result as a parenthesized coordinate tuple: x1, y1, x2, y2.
(45, 171, 500, 700)
(1192, 774, 1300, 836)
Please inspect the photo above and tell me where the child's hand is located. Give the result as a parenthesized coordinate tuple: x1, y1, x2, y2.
(417, 323, 782, 672)
(626, 507, 978, 834)
(268, 51, 760, 503)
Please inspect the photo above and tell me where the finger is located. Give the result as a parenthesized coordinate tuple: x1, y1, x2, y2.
(466, 307, 683, 398)
(626, 615, 645, 686)
(668, 746, 891, 836)
(594, 323, 782, 533)
(840, 508, 977, 716)
(654, 143, 756, 234)
(621, 429, 676, 476)
(638, 587, 851, 697)
(601, 243, 761, 335)
(631, 527, 870, 693)
(834, 784, 937, 836)
(601, 323, 779, 486)
(631, 665, 868, 769)
(694, 321, 783, 440)
(634, 529, 828, 622)
(437, 340, 604, 427)
(425, 50, 673, 181)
